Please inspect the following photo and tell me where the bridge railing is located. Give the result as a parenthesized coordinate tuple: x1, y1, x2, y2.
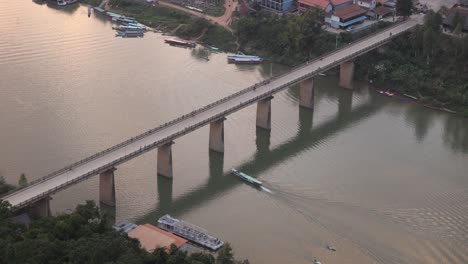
(2, 18, 419, 202)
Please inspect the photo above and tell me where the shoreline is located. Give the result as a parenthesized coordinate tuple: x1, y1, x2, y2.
(368, 85, 467, 117)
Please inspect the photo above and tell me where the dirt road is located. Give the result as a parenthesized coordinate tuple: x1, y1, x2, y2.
(158, 0, 238, 31)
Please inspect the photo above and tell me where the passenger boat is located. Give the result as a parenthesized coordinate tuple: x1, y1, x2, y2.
(227, 54, 263, 64)
(158, 214, 224, 251)
(115, 31, 144, 38)
(117, 17, 137, 24)
(114, 25, 146, 32)
(231, 169, 262, 187)
(164, 39, 196, 48)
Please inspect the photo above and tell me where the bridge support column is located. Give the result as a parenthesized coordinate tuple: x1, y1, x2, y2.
(158, 142, 174, 178)
(256, 96, 273, 130)
(339, 60, 355, 89)
(209, 118, 225, 153)
(99, 168, 116, 207)
(28, 196, 51, 218)
(299, 78, 314, 109)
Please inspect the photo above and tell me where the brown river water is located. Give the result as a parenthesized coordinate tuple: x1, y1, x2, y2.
(1, 1, 467, 263)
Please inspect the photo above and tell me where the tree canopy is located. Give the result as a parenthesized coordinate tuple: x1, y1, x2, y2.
(396, 0, 412, 17)
(0, 200, 244, 264)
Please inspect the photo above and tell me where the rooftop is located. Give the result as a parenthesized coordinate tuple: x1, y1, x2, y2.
(128, 224, 188, 252)
(330, 0, 352, 6)
(298, 0, 330, 9)
(374, 6, 392, 16)
(443, 5, 468, 31)
(333, 4, 366, 20)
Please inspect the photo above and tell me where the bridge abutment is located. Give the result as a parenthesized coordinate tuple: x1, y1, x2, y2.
(300, 78, 314, 109)
(158, 142, 174, 178)
(209, 118, 225, 153)
(99, 168, 116, 207)
(339, 61, 355, 89)
(256, 96, 273, 130)
(28, 196, 51, 218)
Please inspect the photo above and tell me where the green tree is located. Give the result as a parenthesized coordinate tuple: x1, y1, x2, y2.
(18, 173, 28, 188)
(216, 243, 234, 264)
(152, 246, 169, 264)
(190, 252, 215, 264)
(396, 0, 412, 17)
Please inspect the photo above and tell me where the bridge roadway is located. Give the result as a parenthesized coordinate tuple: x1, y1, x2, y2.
(1, 16, 422, 210)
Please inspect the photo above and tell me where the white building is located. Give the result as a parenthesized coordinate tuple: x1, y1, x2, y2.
(354, 0, 376, 9)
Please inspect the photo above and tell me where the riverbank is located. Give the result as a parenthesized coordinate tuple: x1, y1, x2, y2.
(94, 1, 467, 115)
(0, 200, 246, 264)
(354, 11, 468, 117)
(106, 0, 237, 51)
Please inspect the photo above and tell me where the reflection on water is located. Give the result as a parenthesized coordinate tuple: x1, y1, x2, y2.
(1, 2, 468, 263)
(444, 114, 468, 153)
(405, 104, 435, 142)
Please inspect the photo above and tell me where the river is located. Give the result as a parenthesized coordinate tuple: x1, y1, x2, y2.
(1, 2, 468, 263)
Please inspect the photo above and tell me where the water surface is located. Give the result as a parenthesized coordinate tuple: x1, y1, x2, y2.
(1, 2, 467, 263)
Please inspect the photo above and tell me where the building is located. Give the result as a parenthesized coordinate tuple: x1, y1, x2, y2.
(354, 0, 376, 10)
(128, 224, 188, 252)
(330, 0, 354, 11)
(328, 3, 367, 28)
(298, 0, 332, 13)
(257, 0, 294, 12)
(374, 5, 393, 19)
(443, 1, 468, 32)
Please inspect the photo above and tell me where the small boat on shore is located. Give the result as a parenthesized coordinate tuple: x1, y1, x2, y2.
(227, 54, 262, 64)
(378, 90, 395, 97)
(115, 31, 144, 38)
(158, 214, 224, 251)
(57, 0, 77, 6)
(93, 7, 106, 13)
(231, 169, 262, 187)
(207, 45, 219, 51)
(114, 25, 146, 32)
(164, 38, 196, 48)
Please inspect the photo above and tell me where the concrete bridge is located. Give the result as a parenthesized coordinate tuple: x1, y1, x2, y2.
(138, 92, 386, 223)
(1, 17, 422, 217)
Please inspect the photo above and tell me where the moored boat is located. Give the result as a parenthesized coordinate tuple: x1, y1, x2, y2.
(231, 169, 262, 187)
(227, 54, 262, 64)
(115, 31, 144, 38)
(158, 214, 224, 251)
(164, 38, 196, 48)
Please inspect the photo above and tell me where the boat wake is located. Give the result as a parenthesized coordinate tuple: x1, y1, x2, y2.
(260, 186, 273, 194)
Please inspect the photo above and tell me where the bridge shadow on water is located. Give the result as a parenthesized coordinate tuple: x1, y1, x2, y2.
(135, 87, 386, 223)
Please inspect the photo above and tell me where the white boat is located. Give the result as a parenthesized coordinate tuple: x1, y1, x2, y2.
(227, 53, 262, 64)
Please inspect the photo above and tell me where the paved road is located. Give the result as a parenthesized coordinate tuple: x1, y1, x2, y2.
(1, 16, 422, 209)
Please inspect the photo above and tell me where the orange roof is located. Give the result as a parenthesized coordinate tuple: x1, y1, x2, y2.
(298, 0, 330, 9)
(333, 4, 366, 20)
(330, 0, 352, 6)
(128, 224, 187, 252)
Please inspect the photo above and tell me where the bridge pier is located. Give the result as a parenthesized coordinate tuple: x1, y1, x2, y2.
(158, 142, 174, 178)
(299, 78, 314, 109)
(209, 118, 225, 153)
(256, 96, 273, 130)
(28, 196, 51, 218)
(339, 61, 355, 89)
(99, 168, 116, 207)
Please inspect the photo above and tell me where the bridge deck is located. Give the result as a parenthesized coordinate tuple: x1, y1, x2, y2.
(1, 17, 422, 209)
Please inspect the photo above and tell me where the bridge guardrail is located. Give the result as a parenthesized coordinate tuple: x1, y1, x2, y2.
(3, 18, 418, 203)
